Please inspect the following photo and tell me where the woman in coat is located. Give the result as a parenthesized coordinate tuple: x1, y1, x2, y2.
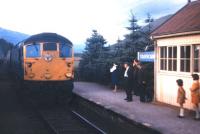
(110, 63, 119, 92)
(190, 74, 200, 120)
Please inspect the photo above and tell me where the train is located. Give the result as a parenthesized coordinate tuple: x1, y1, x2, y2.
(9, 33, 74, 100)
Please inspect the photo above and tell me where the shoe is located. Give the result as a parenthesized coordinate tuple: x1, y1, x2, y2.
(140, 100, 146, 102)
(124, 98, 128, 100)
(126, 100, 133, 102)
(177, 115, 184, 118)
(112, 89, 117, 92)
(194, 118, 200, 121)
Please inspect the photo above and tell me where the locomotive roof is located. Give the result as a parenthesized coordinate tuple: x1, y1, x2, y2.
(21, 33, 73, 45)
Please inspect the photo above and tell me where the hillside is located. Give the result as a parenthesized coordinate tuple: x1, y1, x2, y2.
(0, 27, 84, 53)
(142, 14, 172, 33)
(0, 39, 12, 60)
(0, 48, 3, 59)
(109, 14, 172, 51)
(0, 27, 29, 44)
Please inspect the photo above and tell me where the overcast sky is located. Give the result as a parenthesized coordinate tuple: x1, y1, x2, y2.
(0, 0, 189, 46)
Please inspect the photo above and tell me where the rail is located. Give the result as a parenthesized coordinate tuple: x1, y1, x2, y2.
(72, 110, 107, 134)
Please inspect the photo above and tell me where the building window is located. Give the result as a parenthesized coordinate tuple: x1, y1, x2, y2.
(180, 46, 190, 72)
(168, 46, 177, 71)
(160, 46, 167, 70)
(159, 46, 177, 71)
(194, 45, 200, 72)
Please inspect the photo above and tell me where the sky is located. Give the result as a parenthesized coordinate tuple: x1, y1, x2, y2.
(0, 0, 190, 46)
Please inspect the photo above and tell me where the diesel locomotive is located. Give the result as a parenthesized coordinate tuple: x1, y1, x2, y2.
(10, 33, 74, 97)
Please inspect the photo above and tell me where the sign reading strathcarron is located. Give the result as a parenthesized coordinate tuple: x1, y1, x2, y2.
(137, 51, 155, 62)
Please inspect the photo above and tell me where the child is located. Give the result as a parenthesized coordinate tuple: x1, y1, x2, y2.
(176, 79, 186, 118)
(190, 74, 200, 120)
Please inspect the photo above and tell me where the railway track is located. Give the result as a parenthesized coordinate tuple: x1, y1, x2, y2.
(28, 98, 107, 134)
(0, 63, 106, 134)
(0, 63, 55, 134)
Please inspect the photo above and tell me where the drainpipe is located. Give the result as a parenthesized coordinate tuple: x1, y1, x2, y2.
(153, 39, 157, 102)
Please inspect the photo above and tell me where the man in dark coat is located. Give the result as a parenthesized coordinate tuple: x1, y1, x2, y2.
(123, 62, 133, 102)
(137, 63, 147, 102)
(132, 59, 139, 96)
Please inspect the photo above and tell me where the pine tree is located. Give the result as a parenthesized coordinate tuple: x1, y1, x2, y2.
(79, 30, 107, 81)
(124, 12, 145, 59)
(145, 13, 154, 34)
(126, 11, 140, 32)
(144, 13, 154, 50)
(77, 13, 154, 85)
(84, 30, 107, 60)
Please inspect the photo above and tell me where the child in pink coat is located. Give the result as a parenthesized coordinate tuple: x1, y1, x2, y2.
(176, 79, 186, 118)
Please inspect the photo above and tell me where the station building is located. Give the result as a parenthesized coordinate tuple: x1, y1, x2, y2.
(151, 0, 200, 109)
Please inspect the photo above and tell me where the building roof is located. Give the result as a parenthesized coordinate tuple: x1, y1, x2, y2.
(151, 0, 200, 38)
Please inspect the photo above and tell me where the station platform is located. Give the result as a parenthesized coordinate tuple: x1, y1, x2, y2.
(73, 82, 200, 134)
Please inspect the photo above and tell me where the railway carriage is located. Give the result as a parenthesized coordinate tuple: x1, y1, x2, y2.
(10, 33, 74, 99)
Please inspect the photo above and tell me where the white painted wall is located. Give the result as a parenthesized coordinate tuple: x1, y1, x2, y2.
(156, 74, 193, 109)
(155, 34, 200, 110)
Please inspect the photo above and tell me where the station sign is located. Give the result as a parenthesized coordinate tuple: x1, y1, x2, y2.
(137, 51, 155, 62)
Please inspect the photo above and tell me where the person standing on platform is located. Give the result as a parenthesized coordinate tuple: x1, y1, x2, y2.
(123, 62, 133, 102)
(190, 74, 200, 120)
(137, 62, 147, 102)
(176, 79, 186, 118)
(132, 59, 139, 96)
(110, 63, 119, 92)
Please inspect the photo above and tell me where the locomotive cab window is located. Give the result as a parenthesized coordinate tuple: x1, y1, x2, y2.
(26, 43, 41, 58)
(43, 43, 57, 51)
(59, 43, 72, 57)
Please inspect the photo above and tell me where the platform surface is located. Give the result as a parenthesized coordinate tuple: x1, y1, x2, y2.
(74, 82, 200, 134)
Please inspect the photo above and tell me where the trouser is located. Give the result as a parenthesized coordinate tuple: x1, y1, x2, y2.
(133, 83, 139, 96)
(124, 78, 132, 100)
(146, 86, 154, 102)
(139, 83, 146, 102)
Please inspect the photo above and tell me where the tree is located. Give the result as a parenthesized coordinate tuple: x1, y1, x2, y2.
(79, 30, 107, 81)
(145, 13, 154, 34)
(77, 13, 155, 87)
(84, 30, 107, 60)
(126, 11, 140, 32)
(124, 12, 146, 59)
(144, 13, 154, 49)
